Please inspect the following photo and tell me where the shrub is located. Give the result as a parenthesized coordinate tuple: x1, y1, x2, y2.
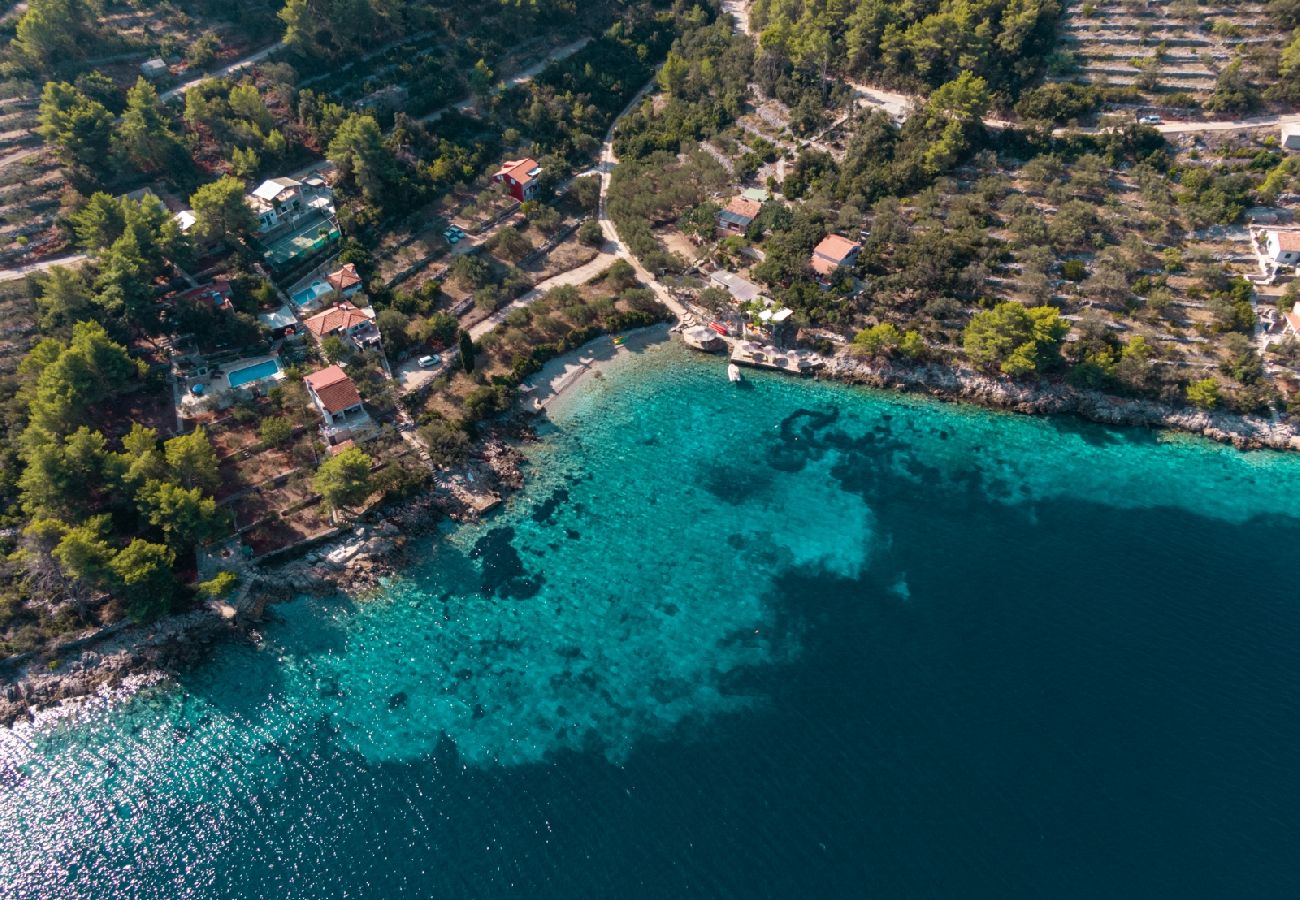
(419, 418, 471, 467)
(258, 415, 294, 448)
(578, 219, 604, 246)
(1186, 377, 1220, 409)
(197, 570, 240, 600)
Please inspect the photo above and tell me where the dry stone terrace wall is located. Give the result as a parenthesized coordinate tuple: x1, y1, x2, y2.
(1054, 0, 1285, 98)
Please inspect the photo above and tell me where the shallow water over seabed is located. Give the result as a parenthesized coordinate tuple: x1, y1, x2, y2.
(4, 341, 1300, 898)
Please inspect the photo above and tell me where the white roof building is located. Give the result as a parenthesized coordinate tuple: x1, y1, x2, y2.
(252, 178, 302, 204)
(709, 270, 764, 304)
(1283, 123, 1300, 152)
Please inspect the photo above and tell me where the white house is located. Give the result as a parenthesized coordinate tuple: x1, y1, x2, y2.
(141, 58, 168, 80)
(1282, 123, 1300, 152)
(249, 178, 306, 233)
(1265, 230, 1300, 267)
(304, 365, 370, 442)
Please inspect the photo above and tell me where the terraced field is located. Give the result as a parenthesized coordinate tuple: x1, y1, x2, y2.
(0, 96, 68, 268)
(1055, 0, 1286, 101)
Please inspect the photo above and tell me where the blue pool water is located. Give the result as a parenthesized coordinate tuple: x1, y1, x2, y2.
(4, 340, 1300, 897)
(291, 279, 331, 306)
(226, 358, 280, 387)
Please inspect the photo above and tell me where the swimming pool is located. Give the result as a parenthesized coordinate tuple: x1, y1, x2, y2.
(227, 358, 281, 388)
(291, 279, 332, 307)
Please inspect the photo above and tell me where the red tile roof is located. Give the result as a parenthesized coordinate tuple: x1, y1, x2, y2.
(494, 158, 541, 187)
(811, 234, 861, 277)
(303, 304, 371, 337)
(725, 197, 762, 220)
(304, 365, 363, 414)
(1287, 309, 1300, 333)
(326, 262, 362, 292)
(1273, 231, 1300, 253)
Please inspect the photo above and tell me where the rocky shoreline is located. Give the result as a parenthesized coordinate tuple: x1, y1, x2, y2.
(827, 354, 1300, 452)
(0, 433, 529, 728)
(6, 337, 1297, 728)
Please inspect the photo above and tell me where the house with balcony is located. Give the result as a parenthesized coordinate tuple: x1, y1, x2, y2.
(249, 178, 307, 234)
(302, 303, 380, 352)
(249, 175, 340, 271)
(304, 365, 371, 443)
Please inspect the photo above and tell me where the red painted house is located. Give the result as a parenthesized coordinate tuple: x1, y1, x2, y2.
(492, 158, 542, 202)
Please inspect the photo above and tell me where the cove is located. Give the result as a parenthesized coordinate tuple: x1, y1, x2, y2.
(3, 340, 1300, 898)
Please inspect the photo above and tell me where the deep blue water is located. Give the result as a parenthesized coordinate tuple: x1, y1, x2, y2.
(4, 340, 1300, 898)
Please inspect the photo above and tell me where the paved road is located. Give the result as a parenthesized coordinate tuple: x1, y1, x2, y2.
(393, 355, 448, 393)
(460, 70, 687, 347)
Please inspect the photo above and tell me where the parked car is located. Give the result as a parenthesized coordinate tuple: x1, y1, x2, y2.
(418, 354, 441, 368)
(1138, 115, 1163, 125)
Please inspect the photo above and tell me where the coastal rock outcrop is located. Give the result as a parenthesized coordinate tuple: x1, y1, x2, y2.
(829, 356, 1300, 451)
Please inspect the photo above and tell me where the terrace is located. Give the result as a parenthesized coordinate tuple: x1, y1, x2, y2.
(178, 353, 285, 416)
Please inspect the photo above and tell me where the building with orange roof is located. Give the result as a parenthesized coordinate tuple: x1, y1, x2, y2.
(492, 158, 542, 202)
(811, 234, 862, 283)
(326, 262, 364, 296)
(717, 196, 762, 233)
(1285, 308, 1300, 336)
(1265, 230, 1300, 267)
(304, 365, 370, 441)
(302, 304, 379, 350)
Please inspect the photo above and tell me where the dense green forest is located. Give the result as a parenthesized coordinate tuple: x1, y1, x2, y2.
(749, 0, 1061, 100)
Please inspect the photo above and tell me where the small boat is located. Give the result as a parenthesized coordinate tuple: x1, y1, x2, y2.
(727, 363, 742, 383)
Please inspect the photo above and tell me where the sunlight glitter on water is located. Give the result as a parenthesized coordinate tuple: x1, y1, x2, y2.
(5, 340, 1300, 898)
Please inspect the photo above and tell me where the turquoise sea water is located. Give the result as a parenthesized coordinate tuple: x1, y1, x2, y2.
(4, 340, 1300, 897)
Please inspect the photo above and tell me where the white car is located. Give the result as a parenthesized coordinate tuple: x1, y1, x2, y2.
(418, 354, 440, 368)
(1138, 115, 1163, 125)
